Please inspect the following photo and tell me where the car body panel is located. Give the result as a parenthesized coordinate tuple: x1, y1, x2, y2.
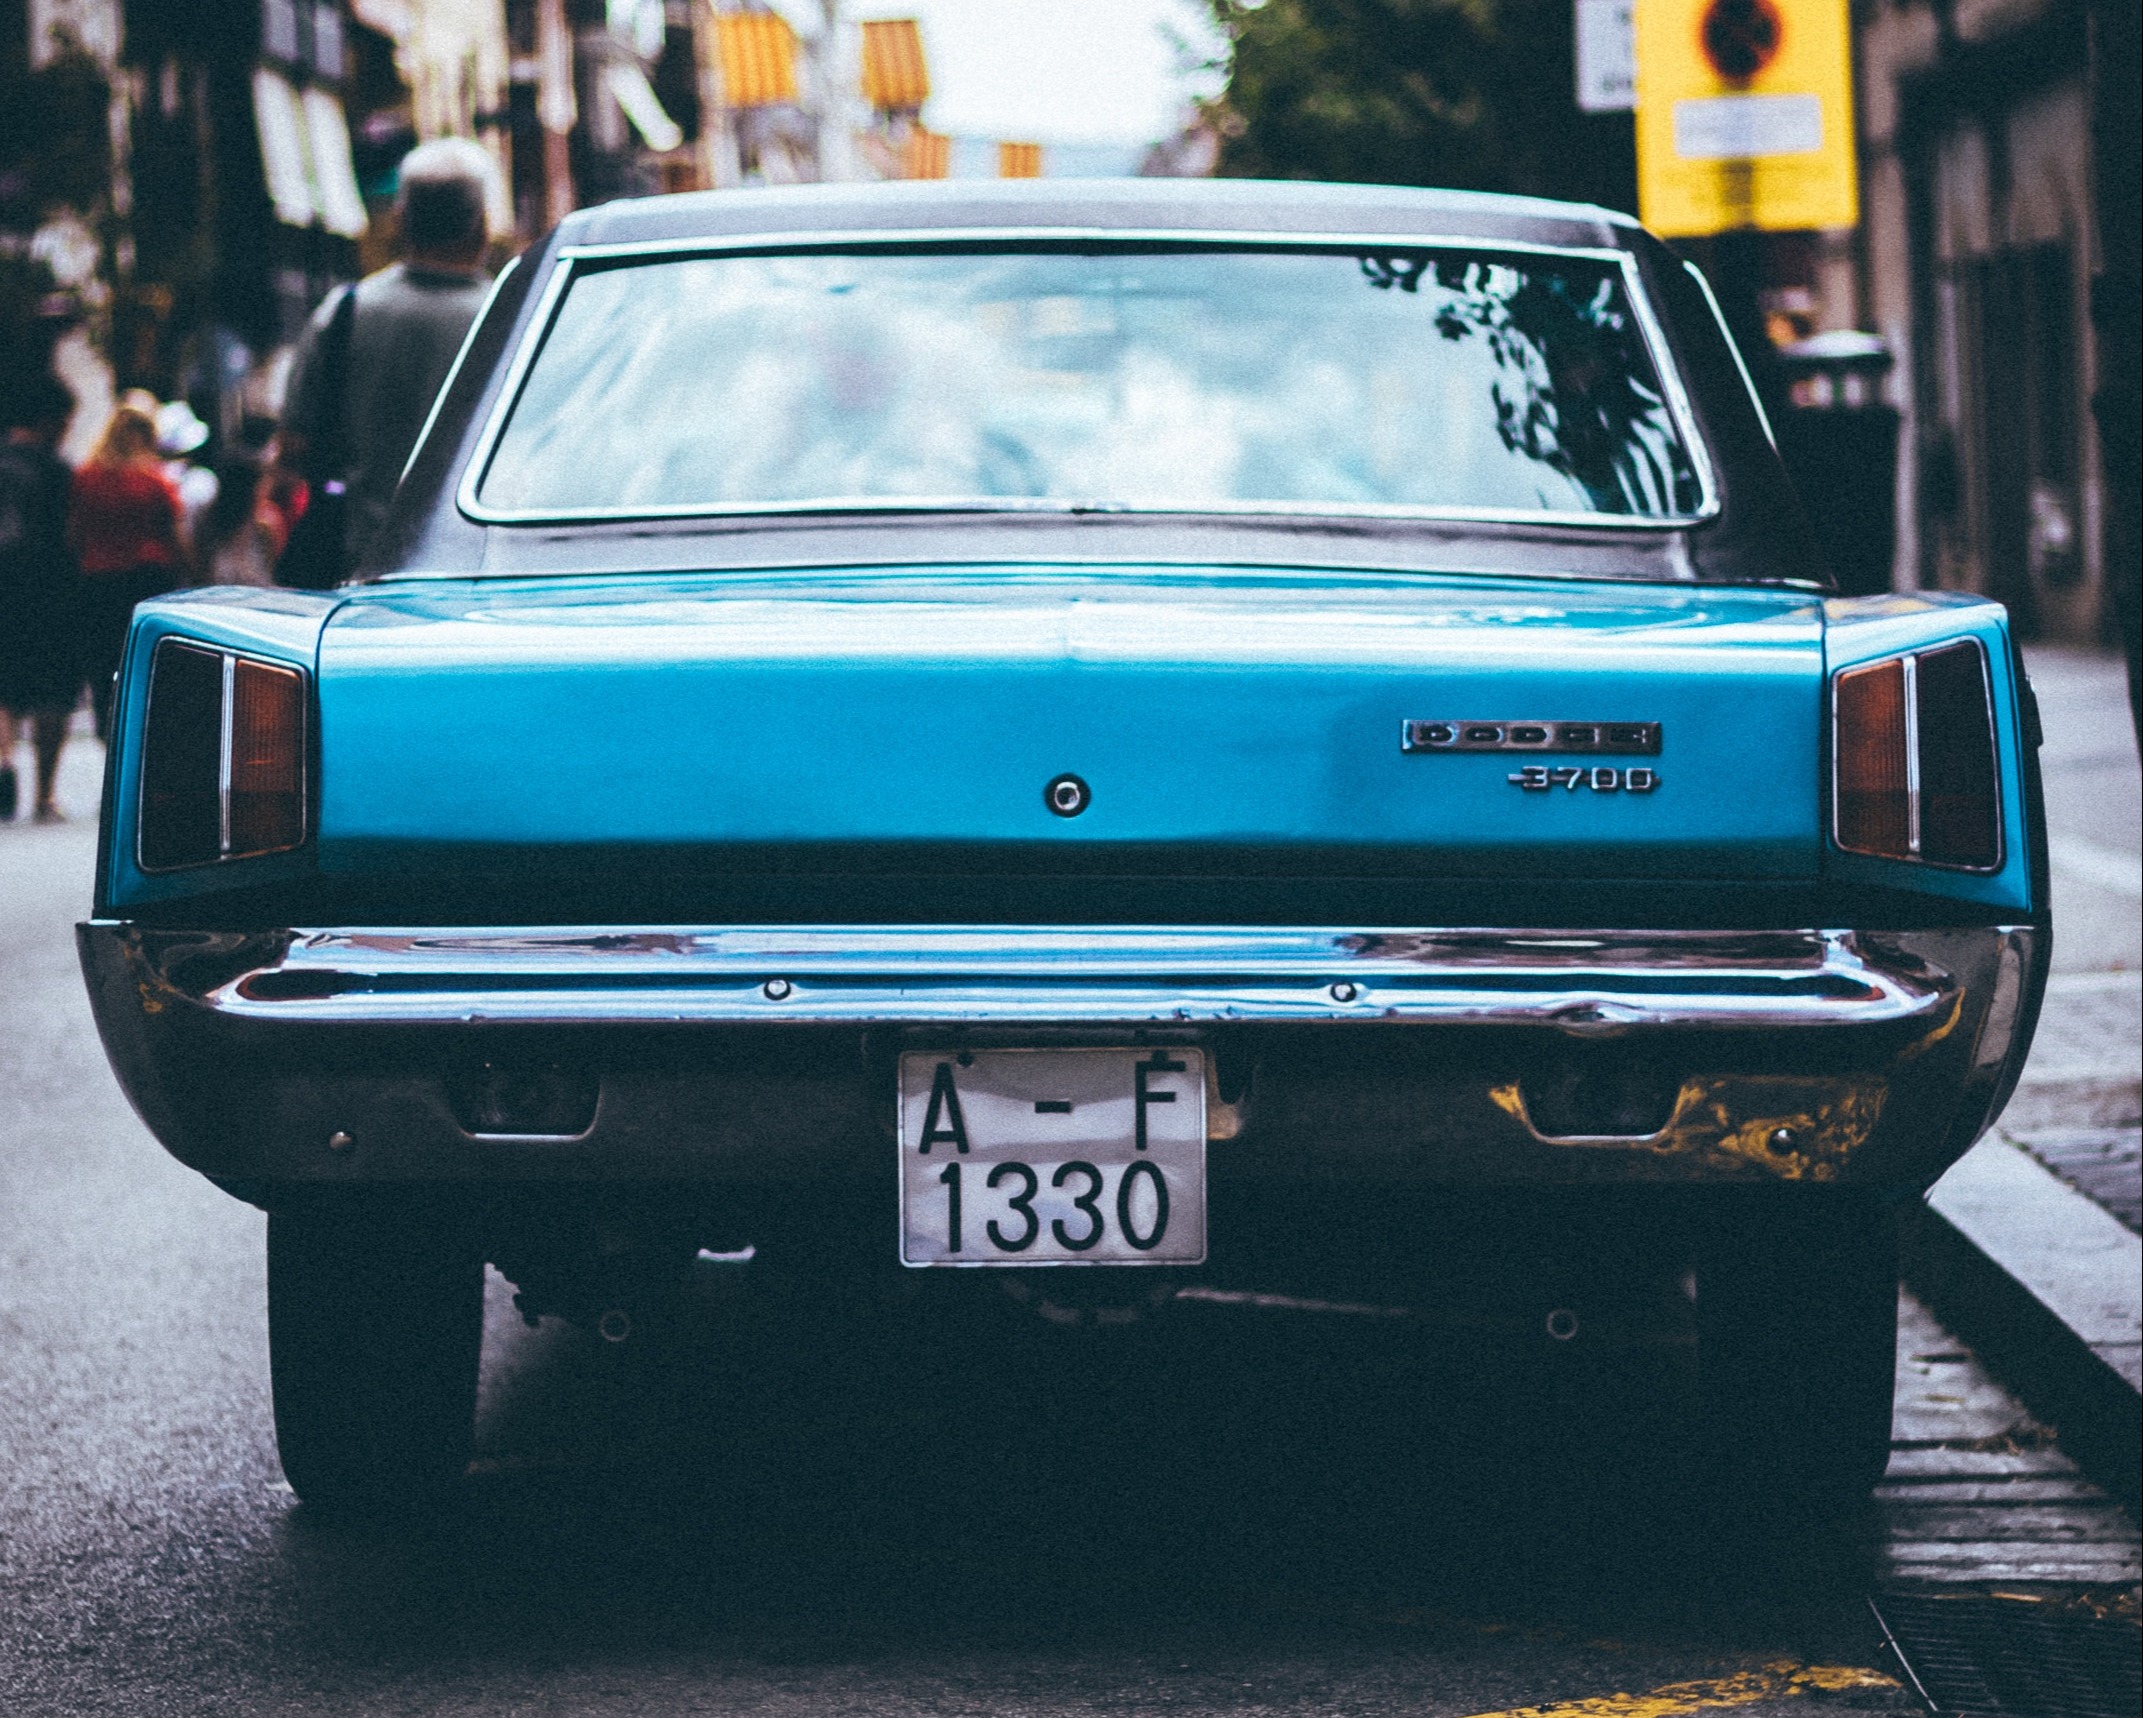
(300, 568, 1823, 879)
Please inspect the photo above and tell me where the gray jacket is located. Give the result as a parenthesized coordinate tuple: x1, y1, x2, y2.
(281, 261, 490, 567)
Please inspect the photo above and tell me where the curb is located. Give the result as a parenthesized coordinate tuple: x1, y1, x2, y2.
(1902, 1135, 2142, 1513)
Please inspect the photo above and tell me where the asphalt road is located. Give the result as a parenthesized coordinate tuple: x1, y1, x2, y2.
(0, 649, 2134, 1717)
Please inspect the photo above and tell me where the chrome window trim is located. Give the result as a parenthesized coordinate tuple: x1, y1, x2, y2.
(1682, 258, 1777, 451)
(551, 227, 1642, 266)
(455, 228, 1722, 532)
(375, 552, 1808, 587)
(215, 651, 235, 858)
(1903, 650, 1923, 856)
(398, 252, 520, 491)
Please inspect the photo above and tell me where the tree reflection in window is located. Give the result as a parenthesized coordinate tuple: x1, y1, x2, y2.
(1361, 254, 1701, 517)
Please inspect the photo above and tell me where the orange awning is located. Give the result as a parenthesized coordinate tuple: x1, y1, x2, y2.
(860, 18, 929, 112)
(997, 140, 1043, 179)
(904, 127, 951, 179)
(715, 9, 799, 109)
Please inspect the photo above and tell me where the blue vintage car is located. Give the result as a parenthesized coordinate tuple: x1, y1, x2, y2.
(78, 180, 2046, 1514)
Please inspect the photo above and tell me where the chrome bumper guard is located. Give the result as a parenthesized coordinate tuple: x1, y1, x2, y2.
(171, 924, 1948, 1032)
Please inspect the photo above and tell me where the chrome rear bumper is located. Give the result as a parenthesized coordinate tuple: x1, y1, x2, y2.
(145, 924, 1949, 1031)
(77, 921, 2042, 1193)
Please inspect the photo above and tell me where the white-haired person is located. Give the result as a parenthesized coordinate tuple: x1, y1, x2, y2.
(278, 137, 500, 583)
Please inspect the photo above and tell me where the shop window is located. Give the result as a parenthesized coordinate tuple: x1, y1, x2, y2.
(1955, 240, 2081, 634)
(263, 0, 303, 67)
(312, 4, 347, 82)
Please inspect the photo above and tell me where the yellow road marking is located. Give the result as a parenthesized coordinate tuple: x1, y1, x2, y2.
(1459, 1659, 1899, 1718)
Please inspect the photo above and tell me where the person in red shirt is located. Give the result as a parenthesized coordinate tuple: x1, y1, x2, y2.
(69, 401, 187, 738)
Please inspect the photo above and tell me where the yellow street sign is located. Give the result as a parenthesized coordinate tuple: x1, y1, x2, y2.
(1634, 0, 1858, 235)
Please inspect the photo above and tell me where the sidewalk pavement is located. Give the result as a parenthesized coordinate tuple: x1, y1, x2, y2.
(1911, 645, 2141, 1510)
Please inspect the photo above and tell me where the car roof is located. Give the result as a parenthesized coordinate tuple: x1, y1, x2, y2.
(559, 176, 1640, 255)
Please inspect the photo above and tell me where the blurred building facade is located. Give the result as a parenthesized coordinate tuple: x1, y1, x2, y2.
(1, 0, 131, 450)
(1853, 0, 2136, 651)
(3, 0, 472, 447)
(4, 1, 1068, 458)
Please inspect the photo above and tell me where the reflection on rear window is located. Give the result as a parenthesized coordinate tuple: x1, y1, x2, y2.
(476, 247, 1706, 521)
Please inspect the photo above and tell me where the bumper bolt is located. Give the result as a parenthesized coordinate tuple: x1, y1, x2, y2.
(327, 1130, 355, 1154)
(1329, 981, 1359, 1003)
(762, 978, 792, 1001)
(1767, 1127, 1800, 1155)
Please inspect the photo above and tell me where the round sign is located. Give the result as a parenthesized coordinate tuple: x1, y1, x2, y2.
(1700, 0, 1784, 82)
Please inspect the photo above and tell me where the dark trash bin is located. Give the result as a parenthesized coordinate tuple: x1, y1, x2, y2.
(1773, 331, 1902, 598)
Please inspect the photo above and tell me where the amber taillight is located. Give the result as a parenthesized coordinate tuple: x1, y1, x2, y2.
(1833, 657, 1910, 859)
(228, 657, 307, 855)
(138, 638, 308, 871)
(1831, 640, 2000, 871)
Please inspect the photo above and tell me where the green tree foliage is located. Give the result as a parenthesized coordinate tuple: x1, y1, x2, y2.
(1205, 0, 1633, 210)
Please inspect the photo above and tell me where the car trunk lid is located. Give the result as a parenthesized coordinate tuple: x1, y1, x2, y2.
(313, 566, 1824, 896)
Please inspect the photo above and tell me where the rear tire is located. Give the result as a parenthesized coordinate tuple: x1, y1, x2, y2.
(1695, 1196, 1898, 1521)
(267, 1201, 484, 1514)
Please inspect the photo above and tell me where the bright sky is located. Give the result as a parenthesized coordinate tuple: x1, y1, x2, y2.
(777, 1, 1229, 148)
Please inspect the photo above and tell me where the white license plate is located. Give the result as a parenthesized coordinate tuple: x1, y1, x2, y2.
(899, 1048, 1206, 1266)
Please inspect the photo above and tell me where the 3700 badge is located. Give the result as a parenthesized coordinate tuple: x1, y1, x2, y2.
(1508, 765, 1660, 793)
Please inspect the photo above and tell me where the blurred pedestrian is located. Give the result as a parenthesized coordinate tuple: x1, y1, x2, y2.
(277, 137, 498, 584)
(200, 448, 302, 588)
(0, 372, 82, 824)
(70, 399, 187, 740)
(150, 394, 221, 556)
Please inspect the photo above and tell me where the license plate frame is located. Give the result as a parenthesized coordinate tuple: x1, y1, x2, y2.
(898, 1047, 1207, 1267)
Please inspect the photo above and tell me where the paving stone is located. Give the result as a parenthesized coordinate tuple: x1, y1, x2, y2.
(2004, 974, 2142, 1135)
(1883, 1446, 2080, 1478)
(1879, 1294, 2141, 1587)
(1883, 1546, 2143, 1582)
(1878, 1479, 2111, 1504)
(1880, 1505, 2143, 1544)
(2015, 1127, 2143, 1235)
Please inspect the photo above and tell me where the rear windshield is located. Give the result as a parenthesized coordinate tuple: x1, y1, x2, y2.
(475, 245, 1707, 523)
